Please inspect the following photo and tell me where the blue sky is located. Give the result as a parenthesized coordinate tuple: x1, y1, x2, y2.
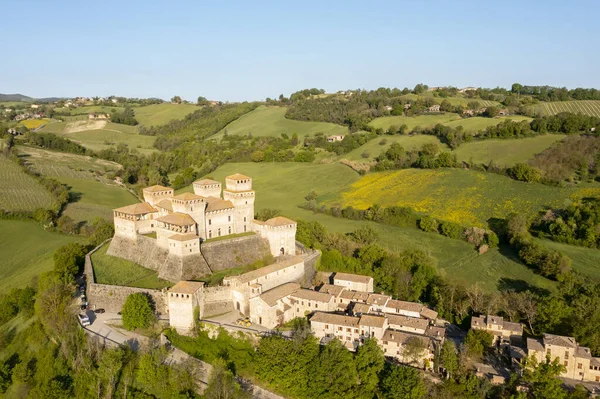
(2, 0, 599, 101)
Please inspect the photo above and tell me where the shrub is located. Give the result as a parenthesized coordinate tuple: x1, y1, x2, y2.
(122, 293, 156, 330)
(418, 216, 439, 233)
(440, 221, 463, 239)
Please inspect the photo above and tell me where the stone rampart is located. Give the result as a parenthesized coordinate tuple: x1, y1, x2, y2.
(201, 234, 271, 272)
(107, 235, 167, 271)
(202, 286, 233, 317)
(87, 283, 167, 313)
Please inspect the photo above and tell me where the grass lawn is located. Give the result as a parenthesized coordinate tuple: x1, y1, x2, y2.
(453, 135, 566, 167)
(341, 135, 447, 162)
(0, 220, 81, 292)
(337, 168, 600, 228)
(212, 105, 348, 140)
(368, 113, 461, 131)
(535, 239, 600, 281)
(134, 103, 199, 127)
(0, 155, 55, 211)
(91, 243, 172, 289)
(443, 116, 532, 132)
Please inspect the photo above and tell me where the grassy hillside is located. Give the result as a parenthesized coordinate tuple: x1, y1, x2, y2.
(134, 103, 198, 126)
(0, 220, 80, 292)
(338, 169, 600, 227)
(213, 105, 348, 139)
(341, 135, 446, 162)
(37, 121, 66, 134)
(0, 156, 55, 211)
(530, 100, 600, 117)
(62, 121, 155, 154)
(453, 135, 566, 167)
(443, 115, 532, 132)
(398, 93, 500, 107)
(536, 239, 600, 281)
(368, 113, 461, 131)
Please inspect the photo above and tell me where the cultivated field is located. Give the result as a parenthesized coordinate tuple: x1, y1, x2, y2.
(530, 100, 600, 117)
(134, 103, 198, 126)
(55, 105, 125, 116)
(37, 121, 66, 134)
(213, 106, 348, 139)
(0, 156, 55, 211)
(62, 122, 156, 154)
(20, 118, 52, 130)
(64, 120, 107, 133)
(91, 244, 173, 289)
(368, 113, 461, 131)
(452, 135, 566, 167)
(338, 168, 600, 227)
(341, 135, 447, 162)
(443, 115, 532, 132)
(0, 220, 81, 292)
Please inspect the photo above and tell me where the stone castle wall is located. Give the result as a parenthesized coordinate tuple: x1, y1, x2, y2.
(87, 283, 167, 314)
(201, 234, 271, 272)
(202, 286, 233, 317)
(107, 235, 168, 271)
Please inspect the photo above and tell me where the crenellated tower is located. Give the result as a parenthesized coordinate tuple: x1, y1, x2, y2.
(223, 173, 255, 234)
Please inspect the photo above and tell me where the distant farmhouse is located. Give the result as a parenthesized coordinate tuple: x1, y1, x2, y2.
(326, 134, 345, 143)
(88, 112, 110, 120)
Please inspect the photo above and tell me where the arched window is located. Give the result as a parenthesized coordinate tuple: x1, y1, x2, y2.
(208, 230, 212, 238)
(228, 226, 232, 234)
(244, 225, 247, 232)
(218, 228, 221, 237)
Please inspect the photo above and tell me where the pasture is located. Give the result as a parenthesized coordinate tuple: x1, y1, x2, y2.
(443, 116, 532, 132)
(0, 220, 81, 292)
(341, 135, 447, 162)
(531, 100, 600, 117)
(452, 135, 566, 167)
(0, 155, 55, 211)
(338, 168, 600, 227)
(91, 244, 173, 289)
(62, 122, 156, 154)
(37, 121, 66, 134)
(213, 105, 348, 140)
(368, 113, 461, 131)
(134, 103, 198, 126)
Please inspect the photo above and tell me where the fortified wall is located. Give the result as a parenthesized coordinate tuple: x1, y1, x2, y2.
(201, 234, 271, 272)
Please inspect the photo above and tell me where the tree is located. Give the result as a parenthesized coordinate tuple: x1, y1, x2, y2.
(171, 96, 182, 104)
(509, 163, 542, 182)
(121, 293, 155, 330)
(379, 364, 426, 399)
(439, 340, 459, 378)
(53, 243, 87, 281)
(418, 216, 439, 233)
(522, 356, 567, 399)
(349, 226, 379, 245)
(403, 337, 427, 367)
(197, 96, 209, 105)
(204, 359, 249, 399)
(464, 329, 493, 358)
(355, 338, 384, 396)
(311, 339, 359, 398)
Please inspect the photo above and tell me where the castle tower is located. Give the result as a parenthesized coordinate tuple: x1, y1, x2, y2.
(223, 173, 255, 234)
(193, 179, 222, 198)
(171, 193, 207, 238)
(252, 216, 297, 257)
(167, 281, 205, 333)
(142, 185, 174, 207)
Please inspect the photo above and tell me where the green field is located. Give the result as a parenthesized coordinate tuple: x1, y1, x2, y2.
(213, 105, 348, 139)
(531, 100, 600, 117)
(342, 135, 446, 162)
(368, 113, 462, 131)
(64, 123, 156, 154)
(37, 121, 66, 134)
(179, 162, 563, 292)
(398, 93, 500, 107)
(536, 239, 600, 281)
(0, 220, 81, 292)
(443, 116, 532, 132)
(91, 243, 172, 289)
(0, 156, 55, 211)
(338, 168, 600, 228)
(134, 103, 199, 126)
(453, 135, 566, 167)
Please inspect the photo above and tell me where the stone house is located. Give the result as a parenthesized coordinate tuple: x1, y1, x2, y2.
(326, 135, 345, 143)
(526, 334, 600, 383)
(289, 289, 336, 316)
(471, 314, 523, 344)
(428, 105, 441, 112)
(248, 283, 301, 329)
(333, 272, 374, 292)
(386, 314, 429, 335)
(381, 330, 435, 369)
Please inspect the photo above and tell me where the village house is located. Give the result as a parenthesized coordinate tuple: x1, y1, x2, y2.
(471, 314, 523, 345)
(88, 112, 110, 120)
(427, 104, 441, 113)
(381, 330, 435, 369)
(326, 135, 345, 143)
(248, 282, 301, 329)
(30, 104, 40, 109)
(526, 334, 600, 383)
(384, 105, 393, 111)
(463, 109, 475, 117)
(333, 272, 374, 292)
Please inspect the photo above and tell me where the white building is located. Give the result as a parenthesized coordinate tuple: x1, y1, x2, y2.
(333, 272, 374, 292)
(168, 281, 205, 333)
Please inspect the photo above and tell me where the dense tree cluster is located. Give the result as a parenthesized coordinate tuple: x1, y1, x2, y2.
(303, 132, 372, 155)
(372, 142, 458, 172)
(110, 105, 138, 125)
(511, 83, 600, 101)
(25, 132, 89, 154)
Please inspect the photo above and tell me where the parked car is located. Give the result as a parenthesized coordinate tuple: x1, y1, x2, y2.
(78, 313, 91, 327)
(94, 308, 105, 314)
(236, 317, 252, 327)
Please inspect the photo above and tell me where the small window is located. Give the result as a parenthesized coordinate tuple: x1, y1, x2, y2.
(209, 219, 212, 225)
(578, 363, 582, 369)
(208, 230, 212, 238)
(244, 217, 247, 222)
(228, 226, 232, 234)
(228, 215, 231, 222)
(564, 361, 568, 367)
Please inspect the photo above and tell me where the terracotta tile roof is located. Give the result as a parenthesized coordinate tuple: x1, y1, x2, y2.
(155, 199, 173, 211)
(339, 290, 356, 300)
(169, 281, 204, 295)
(383, 329, 433, 348)
(310, 312, 359, 327)
(156, 212, 196, 226)
(193, 179, 221, 186)
(226, 173, 251, 180)
(352, 291, 370, 302)
(143, 185, 172, 193)
(173, 192, 205, 201)
(351, 302, 371, 314)
(258, 283, 300, 306)
(543, 334, 577, 348)
(228, 256, 304, 285)
(263, 216, 296, 227)
(386, 314, 429, 331)
(114, 202, 157, 215)
(334, 272, 373, 284)
(425, 326, 446, 339)
(290, 289, 334, 303)
(359, 314, 386, 328)
(366, 294, 390, 306)
(318, 284, 345, 297)
(386, 300, 422, 313)
(205, 197, 234, 212)
(527, 337, 545, 353)
(168, 233, 199, 242)
(420, 307, 438, 320)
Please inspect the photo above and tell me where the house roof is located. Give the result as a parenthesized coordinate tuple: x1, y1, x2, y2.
(310, 312, 359, 327)
(114, 202, 157, 215)
(193, 179, 221, 186)
(526, 337, 545, 353)
(420, 307, 438, 320)
(318, 284, 345, 297)
(226, 173, 251, 181)
(205, 197, 234, 212)
(143, 185, 172, 193)
(425, 326, 446, 339)
(254, 216, 296, 227)
(173, 192, 205, 202)
(353, 291, 371, 302)
(383, 329, 432, 348)
(503, 321, 524, 334)
(155, 199, 173, 212)
(351, 302, 371, 314)
(228, 256, 304, 285)
(359, 314, 386, 328)
(486, 315, 504, 325)
(168, 233, 199, 242)
(169, 281, 204, 295)
(386, 300, 423, 313)
(155, 212, 196, 226)
(290, 289, 334, 303)
(258, 283, 300, 307)
(386, 314, 429, 331)
(543, 334, 577, 348)
(334, 272, 373, 284)
(576, 346, 592, 359)
(366, 294, 390, 307)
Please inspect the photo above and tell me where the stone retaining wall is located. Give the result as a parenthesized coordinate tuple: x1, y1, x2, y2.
(201, 234, 271, 272)
(202, 286, 233, 317)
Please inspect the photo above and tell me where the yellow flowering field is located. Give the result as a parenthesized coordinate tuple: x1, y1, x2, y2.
(20, 118, 51, 129)
(338, 169, 600, 227)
